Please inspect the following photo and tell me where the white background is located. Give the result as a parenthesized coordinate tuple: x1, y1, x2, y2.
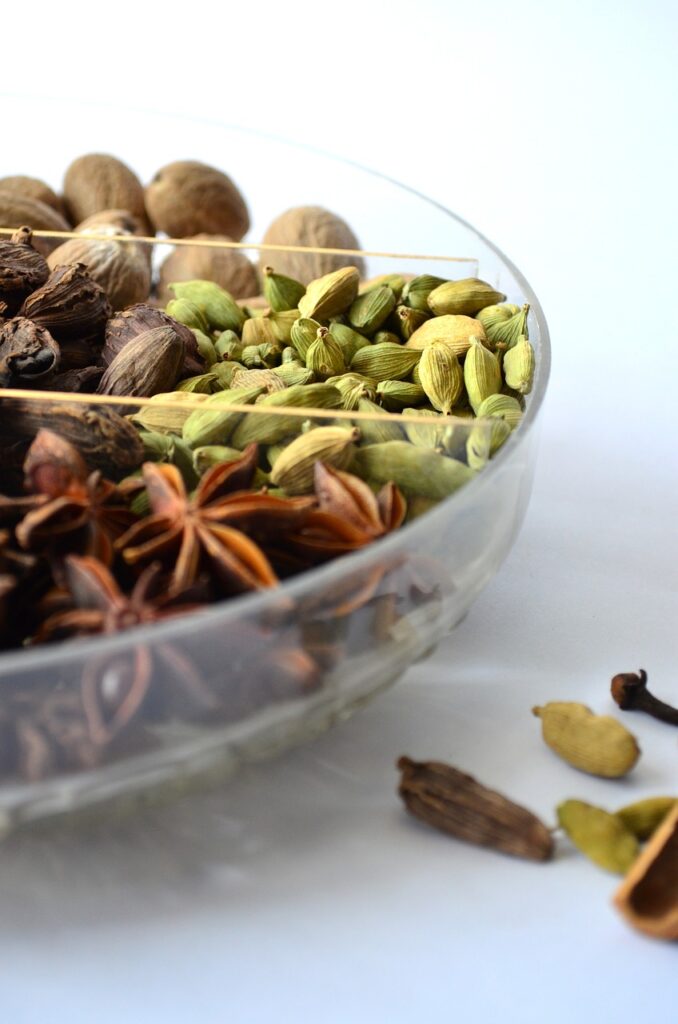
(1, 1, 677, 1020)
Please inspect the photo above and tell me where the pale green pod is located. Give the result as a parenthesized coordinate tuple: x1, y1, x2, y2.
(214, 329, 243, 361)
(267, 308, 300, 344)
(290, 317, 322, 360)
(272, 362, 315, 387)
(132, 391, 209, 434)
(170, 280, 246, 333)
(557, 800, 640, 875)
(351, 342, 421, 382)
(418, 342, 464, 413)
(140, 431, 199, 489)
(463, 335, 502, 412)
(241, 316, 279, 349)
(427, 278, 506, 317)
(281, 346, 298, 363)
(373, 330, 403, 346)
(165, 298, 210, 334)
(475, 302, 521, 333)
(231, 368, 286, 394)
(502, 336, 535, 394)
(348, 285, 397, 334)
(485, 303, 530, 349)
(262, 266, 306, 312)
(401, 408, 447, 450)
(376, 379, 426, 412)
(211, 361, 244, 389)
(270, 426, 359, 495)
(175, 373, 220, 395)
(406, 314, 487, 356)
(402, 274, 447, 311)
(466, 418, 511, 470)
(615, 797, 678, 841)
(351, 441, 474, 500)
(191, 328, 217, 367)
(182, 386, 264, 448)
(326, 372, 377, 410)
(476, 394, 523, 430)
(358, 272, 406, 299)
(355, 398, 405, 444)
(298, 266, 360, 320)
(229, 382, 342, 447)
(305, 328, 346, 380)
(396, 304, 431, 341)
(328, 322, 371, 362)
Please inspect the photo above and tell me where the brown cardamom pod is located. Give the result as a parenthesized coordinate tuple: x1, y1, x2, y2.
(0, 227, 49, 315)
(0, 399, 143, 479)
(0, 317, 60, 387)
(19, 263, 112, 352)
(103, 303, 204, 377)
(97, 325, 186, 397)
(397, 756, 554, 862)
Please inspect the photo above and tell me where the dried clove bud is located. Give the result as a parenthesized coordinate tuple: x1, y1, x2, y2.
(397, 756, 554, 861)
(0, 227, 49, 315)
(611, 669, 678, 727)
(0, 317, 60, 386)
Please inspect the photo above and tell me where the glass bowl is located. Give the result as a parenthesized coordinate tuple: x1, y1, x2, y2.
(0, 99, 550, 835)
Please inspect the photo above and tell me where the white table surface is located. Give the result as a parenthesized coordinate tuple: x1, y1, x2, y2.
(1, 2, 677, 1020)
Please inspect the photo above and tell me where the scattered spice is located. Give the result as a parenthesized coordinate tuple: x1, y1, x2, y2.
(613, 803, 678, 941)
(611, 669, 678, 727)
(532, 701, 640, 778)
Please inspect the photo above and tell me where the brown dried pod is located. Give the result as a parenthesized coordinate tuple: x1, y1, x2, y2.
(0, 227, 49, 314)
(0, 175, 67, 218)
(97, 325, 185, 397)
(40, 365, 104, 394)
(260, 205, 364, 284)
(62, 154, 149, 231)
(46, 230, 151, 310)
(0, 191, 71, 255)
(613, 803, 678, 941)
(157, 234, 259, 303)
(103, 303, 204, 377)
(145, 160, 250, 240)
(397, 756, 554, 862)
(0, 399, 144, 479)
(19, 264, 112, 350)
(0, 317, 60, 387)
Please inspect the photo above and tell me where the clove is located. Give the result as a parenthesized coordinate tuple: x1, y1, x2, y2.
(611, 669, 678, 727)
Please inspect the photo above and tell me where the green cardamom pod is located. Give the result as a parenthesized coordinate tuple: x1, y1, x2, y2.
(326, 372, 377, 410)
(305, 327, 346, 380)
(298, 266, 360, 320)
(485, 303, 530, 350)
(241, 316, 280, 349)
(175, 373, 220, 395)
(182, 386, 264, 448)
(355, 397, 405, 444)
(401, 408, 447, 450)
(328, 322, 371, 362)
(348, 285, 397, 334)
(193, 445, 269, 487)
(351, 342, 421, 382)
(475, 303, 521, 333)
(214, 330, 243, 361)
(476, 393, 523, 430)
(290, 317, 322, 360)
(406, 314, 487, 356)
(140, 431, 199, 490)
(396, 304, 431, 341)
(465, 418, 511, 470)
(401, 274, 447, 311)
(229, 382, 342, 448)
(267, 308, 300, 344)
(615, 797, 678, 841)
(270, 426, 359, 495)
(464, 335, 502, 412)
(262, 266, 306, 312)
(132, 391, 209, 434)
(165, 298, 210, 335)
(502, 336, 535, 394)
(359, 272, 406, 299)
(191, 329, 217, 367)
(170, 280, 245, 333)
(427, 278, 506, 317)
(231, 368, 287, 394)
(272, 362, 315, 387)
(417, 342, 464, 414)
(351, 441, 474, 500)
(557, 800, 640, 875)
(373, 330, 403, 346)
(376, 379, 426, 412)
(211, 361, 244, 389)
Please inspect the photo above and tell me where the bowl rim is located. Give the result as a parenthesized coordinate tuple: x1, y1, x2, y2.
(0, 118, 550, 674)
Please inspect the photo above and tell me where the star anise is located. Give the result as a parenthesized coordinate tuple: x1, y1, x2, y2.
(15, 428, 136, 567)
(116, 444, 316, 596)
(0, 527, 42, 648)
(36, 555, 212, 745)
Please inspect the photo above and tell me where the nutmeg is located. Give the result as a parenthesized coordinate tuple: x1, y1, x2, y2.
(0, 191, 71, 256)
(157, 234, 258, 304)
(76, 208, 151, 238)
(0, 176, 67, 219)
(259, 206, 364, 284)
(62, 154, 149, 231)
(46, 229, 151, 310)
(145, 161, 249, 240)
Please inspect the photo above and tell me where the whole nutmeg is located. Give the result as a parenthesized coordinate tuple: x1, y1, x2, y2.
(0, 191, 71, 256)
(0, 227, 49, 315)
(103, 302, 204, 377)
(76, 208, 151, 238)
(97, 326, 185, 397)
(46, 229, 151, 310)
(0, 176, 67, 218)
(145, 161, 249, 240)
(62, 154, 149, 231)
(259, 206, 364, 284)
(157, 234, 258, 303)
